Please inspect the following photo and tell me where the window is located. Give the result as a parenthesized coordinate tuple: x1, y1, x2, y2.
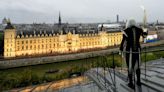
(17, 41, 19, 45)
(30, 40, 32, 44)
(17, 46, 19, 51)
(26, 40, 28, 44)
(26, 46, 28, 50)
(22, 41, 24, 44)
(34, 40, 36, 43)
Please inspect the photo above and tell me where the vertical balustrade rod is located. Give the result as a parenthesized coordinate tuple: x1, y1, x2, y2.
(145, 47, 147, 79)
(112, 52, 116, 92)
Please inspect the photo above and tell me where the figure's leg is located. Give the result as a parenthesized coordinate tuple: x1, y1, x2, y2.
(126, 53, 134, 88)
(126, 53, 129, 75)
(135, 53, 141, 86)
(136, 68, 141, 86)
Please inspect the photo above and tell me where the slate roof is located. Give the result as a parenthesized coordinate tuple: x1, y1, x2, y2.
(5, 22, 14, 29)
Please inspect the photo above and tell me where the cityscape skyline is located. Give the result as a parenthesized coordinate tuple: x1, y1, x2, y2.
(0, 0, 163, 23)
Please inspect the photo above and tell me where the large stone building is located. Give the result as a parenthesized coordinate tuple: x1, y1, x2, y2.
(3, 21, 123, 58)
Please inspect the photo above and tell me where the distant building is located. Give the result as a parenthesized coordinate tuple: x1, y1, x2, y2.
(1, 18, 9, 31)
(98, 23, 123, 31)
(145, 30, 158, 43)
(157, 29, 164, 40)
(3, 21, 123, 58)
(2, 17, 8, 25)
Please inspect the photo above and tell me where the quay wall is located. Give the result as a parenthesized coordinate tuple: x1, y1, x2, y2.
(0, 40, 164, 69)
(0, 48, 118, 69)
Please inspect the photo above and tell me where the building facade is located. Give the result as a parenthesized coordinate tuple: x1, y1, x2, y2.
(4, 23, 123, 58)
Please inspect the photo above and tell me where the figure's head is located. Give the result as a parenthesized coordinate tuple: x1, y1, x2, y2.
(126, 18, 136, 28)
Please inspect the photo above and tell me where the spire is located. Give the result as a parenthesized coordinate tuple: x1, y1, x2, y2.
(100, 24, 104, 31)
(58, 11, 61, 26)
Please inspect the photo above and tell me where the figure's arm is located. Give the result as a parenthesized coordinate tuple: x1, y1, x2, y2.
(142, 28, 148, 38)
(120, 34, 126, 51)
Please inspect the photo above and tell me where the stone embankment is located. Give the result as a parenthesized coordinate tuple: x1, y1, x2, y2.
(0, 40, 164, 69)
(0, 48, 118, 69)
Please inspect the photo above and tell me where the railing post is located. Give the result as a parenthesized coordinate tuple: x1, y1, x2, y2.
(121, 52, 123, 72)
(103, 56, 107, 89)
(96, 57, 98, 79)
(112, 52, 116, 92)
(144, 47, 147, 79)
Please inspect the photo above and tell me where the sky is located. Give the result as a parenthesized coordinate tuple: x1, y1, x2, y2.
(0, 0, 163, 23)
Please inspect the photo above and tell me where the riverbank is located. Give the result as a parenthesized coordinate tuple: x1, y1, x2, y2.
(0, 48, 118, 69)
(0, 40, 164, 69)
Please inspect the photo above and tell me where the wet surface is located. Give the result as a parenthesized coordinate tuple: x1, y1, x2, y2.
(59, 58, 164, 92)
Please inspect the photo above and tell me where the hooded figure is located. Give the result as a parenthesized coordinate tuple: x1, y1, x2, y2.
(120, 19, 147, 89)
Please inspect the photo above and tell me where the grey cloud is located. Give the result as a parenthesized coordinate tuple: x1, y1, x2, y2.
(0, 0, 163, 23)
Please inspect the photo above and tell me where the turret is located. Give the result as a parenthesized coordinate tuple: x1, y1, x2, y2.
(4, 20, 16, 58)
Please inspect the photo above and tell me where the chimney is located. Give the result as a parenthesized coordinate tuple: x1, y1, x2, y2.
(117, 14, 119, 23)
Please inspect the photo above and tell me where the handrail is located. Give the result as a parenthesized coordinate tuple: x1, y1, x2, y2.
(111, 49, 164, 54)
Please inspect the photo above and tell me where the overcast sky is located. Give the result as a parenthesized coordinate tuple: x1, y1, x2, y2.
(0, 0, 163, 23)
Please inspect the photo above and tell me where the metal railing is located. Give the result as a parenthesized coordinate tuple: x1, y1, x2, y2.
(94, 47, 164, 92)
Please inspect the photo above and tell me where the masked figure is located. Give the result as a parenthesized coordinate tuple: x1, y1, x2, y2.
(120, 19, 147, 89)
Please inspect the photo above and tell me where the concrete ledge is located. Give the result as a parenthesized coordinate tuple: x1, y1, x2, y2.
(0, 48, 118, 69)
